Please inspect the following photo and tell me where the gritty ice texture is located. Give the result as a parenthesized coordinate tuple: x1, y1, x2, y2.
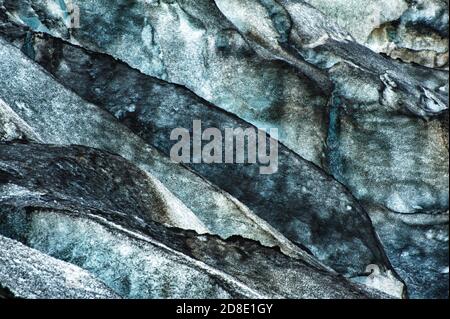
(0, 0, 448, 299)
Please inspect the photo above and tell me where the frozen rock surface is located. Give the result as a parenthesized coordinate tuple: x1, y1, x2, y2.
(0, 234, 119, 299)
(368, 206, 449, 299)
(0, 140, 207, 234)
(0, 0, 330, 166)
(0, 98, 41, 142)
(0, 37, 399, 287)
(0, 37, 309, 260)
(0, 143, 388, 299)
(306, 0, 449, 68)
(0, 0, 447, 299)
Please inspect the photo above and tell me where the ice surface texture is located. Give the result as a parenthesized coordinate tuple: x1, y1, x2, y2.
(0, 0, 448, 298)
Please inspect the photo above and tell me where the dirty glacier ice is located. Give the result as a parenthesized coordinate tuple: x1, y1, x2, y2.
(0, 0, 448, 299)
